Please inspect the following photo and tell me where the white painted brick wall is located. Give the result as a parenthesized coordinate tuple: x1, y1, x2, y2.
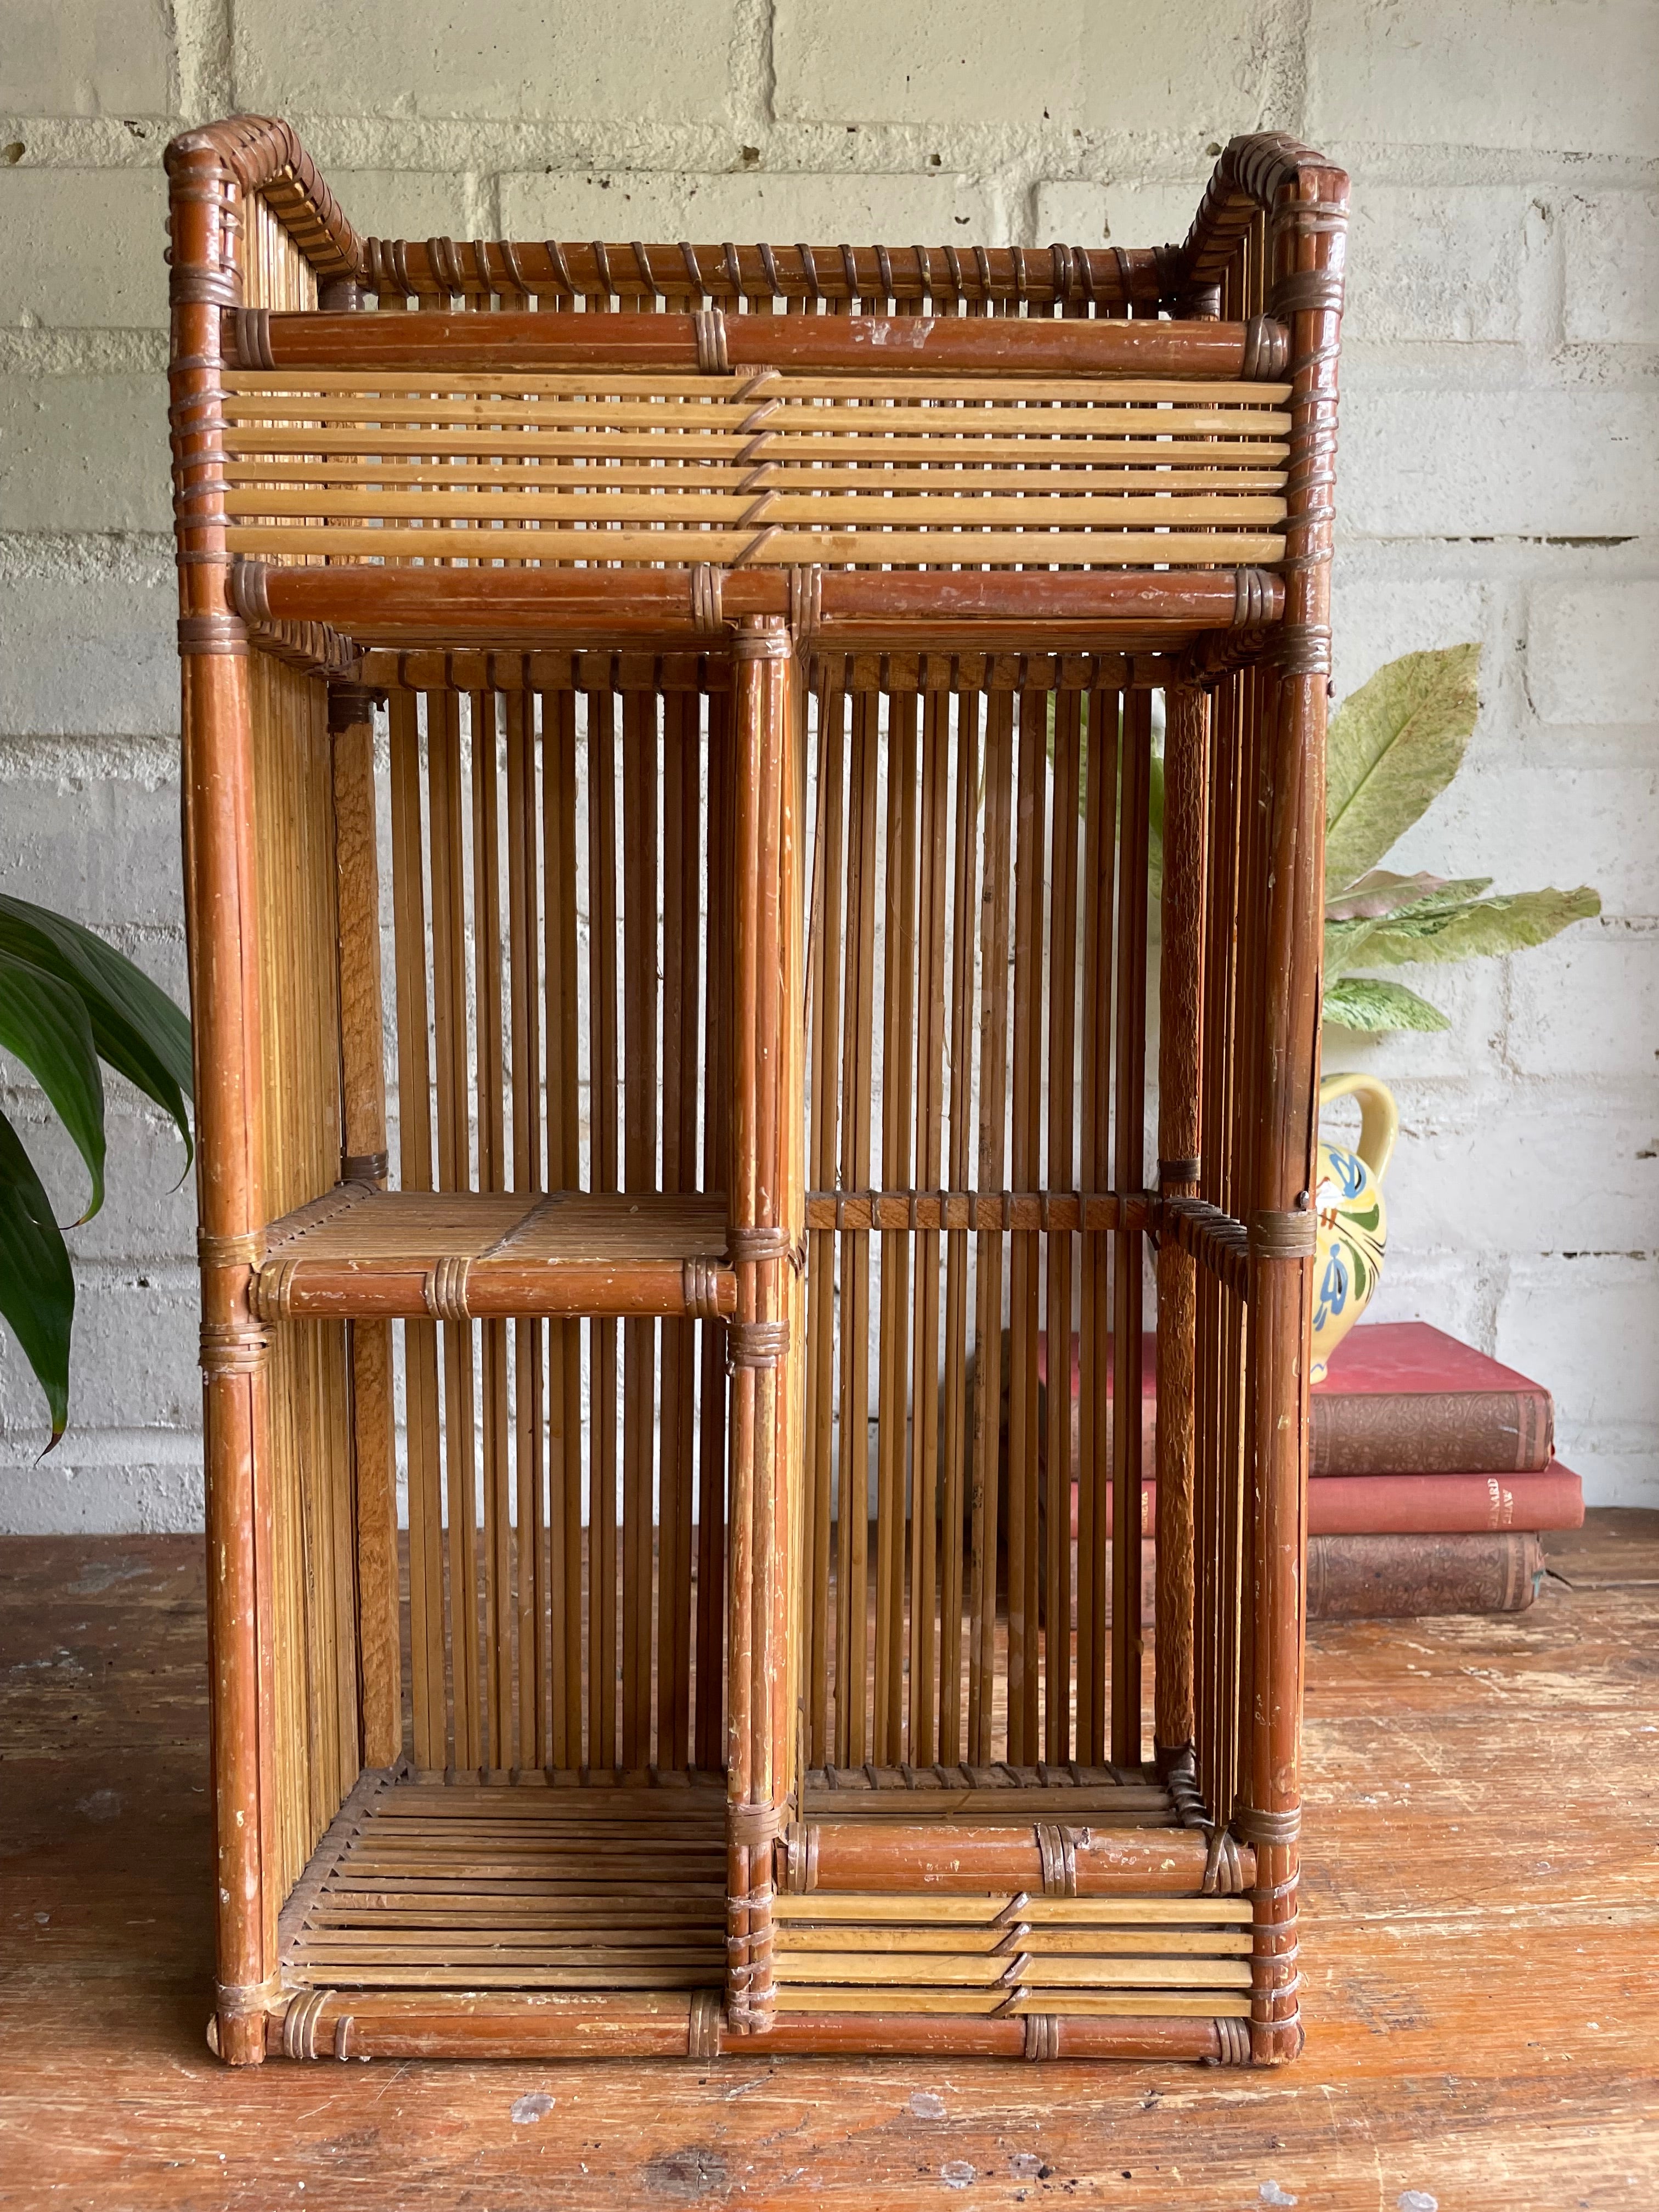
(1, 0, 1655, 1526)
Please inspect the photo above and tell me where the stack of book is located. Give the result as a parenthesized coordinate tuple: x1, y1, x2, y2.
(1045, 1321, 1582, 1620)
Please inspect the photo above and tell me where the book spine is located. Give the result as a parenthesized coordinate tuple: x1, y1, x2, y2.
(1305, 1468, 1581, 1534)
(1304, 1532, 1544, 1619)
(1056, 1378, 1555, 1476)
(1069, 1467, 1581, 1538)
(1310, 1388, 1554, 1476)
(1074, 1533, 1543, 1623)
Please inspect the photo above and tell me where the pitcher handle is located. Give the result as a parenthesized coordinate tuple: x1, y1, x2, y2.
(1318, 1071, 1398, 1184)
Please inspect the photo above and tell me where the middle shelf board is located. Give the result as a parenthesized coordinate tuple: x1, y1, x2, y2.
(250, 1187, 736, 1322)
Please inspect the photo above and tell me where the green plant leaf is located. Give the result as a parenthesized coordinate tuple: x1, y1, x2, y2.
(1324, 868, 1492, 922)
(0, 1110, 74, 1448)
(0, 894, 192, 1164)
(1362, 885, 1602, 968)
(1323, 974, 1451, 1033)
(1323, 915, 1384, 979)
(1324, 643, 1481, 894)
(0, 953, 106, 1222)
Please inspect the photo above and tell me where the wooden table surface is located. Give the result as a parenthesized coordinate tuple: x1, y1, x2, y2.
(2, 1513, 1656, 2210)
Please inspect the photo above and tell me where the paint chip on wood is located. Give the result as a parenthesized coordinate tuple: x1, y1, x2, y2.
(909, 2091, 947, 2119)
(941, 2163, 976, 2190)
(1398, 2194, 1438, 2211)
(1260, 2188, 1298, 2208)
(510, 2092, 554, 2124)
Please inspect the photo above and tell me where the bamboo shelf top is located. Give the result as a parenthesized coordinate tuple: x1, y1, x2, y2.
(249, 1187, 735, 1322)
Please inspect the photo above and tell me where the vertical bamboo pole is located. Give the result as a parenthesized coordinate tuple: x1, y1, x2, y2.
(659, 688, 701, 1771)
(621, 684, 661, 1771)
(1006, 685, 1045, 1762)
(908, 684, 949, 1765)
(696, 688, 731, 1776)
(835, 690, 878, 1768)
(968, 689, 1013, 1764)
(587, 684, 620, 1771)
(471, 691, 512, 1770)
(777, 644, 808, 1880)
(874, 689, 917, 1764)
(938, 690, 979, 1765)
(725, 613, 794, 2032)
(1111, 691, 1152, 1769)
(428, 691, 479, 1773)
(1197, 669, 1243, 1825)
(541, 689, 584, 1770)
(505, 688, 545, 1772)
(1154, 684, 1209, 1773)
(389, 696, 445, 1771)
(1076, 686, 1119, 1764)
(329, 683, 399, 1770)
(805, 678, 845, 1769)
(1044, 686, 1081, 1765)
(1245, 155, 1347, 2068)
(168, 133, 270, 2063)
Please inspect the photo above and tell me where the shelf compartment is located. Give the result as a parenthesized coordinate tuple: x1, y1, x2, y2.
(250, 1187, 735, 1321)
(280, 1778, 725, 2035)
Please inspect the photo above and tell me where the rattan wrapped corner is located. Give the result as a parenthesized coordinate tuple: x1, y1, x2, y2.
(166, 116, 1345, 2067)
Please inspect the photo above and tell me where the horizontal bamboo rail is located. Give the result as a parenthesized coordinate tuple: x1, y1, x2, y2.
(356, 238, 1177, 308)
(234, 309, 1289, 380)
(801, 1189, 1154, 1233)
(262, 1987, 1244, 2062)
(239, 561, 1283, 646)
(786, 1822, 1253, 1895)
(348, 646, 1251, 695)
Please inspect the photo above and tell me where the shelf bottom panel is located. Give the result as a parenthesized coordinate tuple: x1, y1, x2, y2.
(250, 1186, 736, 1320)
(264, 1771, 1256, 2060)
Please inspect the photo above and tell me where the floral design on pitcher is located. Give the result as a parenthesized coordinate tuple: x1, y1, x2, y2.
(1310, 1076, 1396, 1385)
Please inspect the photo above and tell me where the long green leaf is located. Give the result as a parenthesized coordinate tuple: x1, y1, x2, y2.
(1323, 974, 1451, 1033)
(1362, 885, 1602, 968)
(0, 894, 192, 1163)
(0, 953, 106, 1222)
(1324, 643, 1481, 894)
(0, 1110, 74, 1447)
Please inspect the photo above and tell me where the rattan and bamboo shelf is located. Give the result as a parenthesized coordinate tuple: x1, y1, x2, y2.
(167, 117, 1346, 2069)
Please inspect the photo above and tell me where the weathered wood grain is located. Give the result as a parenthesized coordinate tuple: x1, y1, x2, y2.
(2, 1519, 1655, 2207)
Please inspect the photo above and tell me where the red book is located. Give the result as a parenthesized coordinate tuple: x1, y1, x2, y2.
(1304, 1463, 1581, 1534)
(1312, 1322, 1554, 1475)
(1068, 1463, 1581, 1538)
(1037, 1321, 1555, 1477)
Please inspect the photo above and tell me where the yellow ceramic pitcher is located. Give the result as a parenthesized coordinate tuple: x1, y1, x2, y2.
(1311, 1071, 1398, 1384)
